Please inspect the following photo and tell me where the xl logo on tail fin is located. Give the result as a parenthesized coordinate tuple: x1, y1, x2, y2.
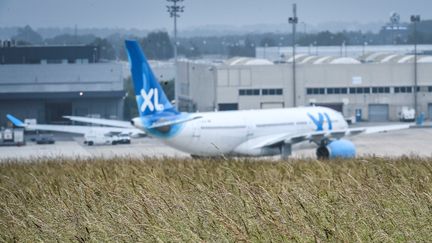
(140, 88, 164, 112)
(307, 112, 332, 131)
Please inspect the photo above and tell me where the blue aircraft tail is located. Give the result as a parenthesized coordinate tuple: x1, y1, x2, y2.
(6, 114, 26, 127)
(125, 40, 177, 118)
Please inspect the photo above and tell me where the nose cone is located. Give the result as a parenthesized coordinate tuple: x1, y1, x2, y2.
(131, 117, 144, 129)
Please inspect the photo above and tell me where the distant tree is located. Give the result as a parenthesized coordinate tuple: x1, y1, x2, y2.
(259, 37, 276, 47)
(45, 34, 97, 45)
(141, 31, 173, 60)
(90, 38, 116, 60)
(407, 20, 432, 44)
(178, 41, 201, 58)
(228, 38, 256, 57)
(12, 25, 43, 45)
(15, 40, 31, 46)
(111, 34, 141, 61)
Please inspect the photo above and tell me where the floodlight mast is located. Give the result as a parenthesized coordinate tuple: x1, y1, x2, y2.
(411, 15, 420, 116)
(288, 4, 298, 107)
(166, 0, 184, 110)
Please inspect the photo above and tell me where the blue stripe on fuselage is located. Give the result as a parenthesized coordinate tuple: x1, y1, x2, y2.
(307, 112, 332, 131)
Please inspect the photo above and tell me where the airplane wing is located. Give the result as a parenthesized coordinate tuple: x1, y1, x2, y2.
(63, 116, 134, 128)
(239, 123, 411, 151)
(7, 114, 144, 136)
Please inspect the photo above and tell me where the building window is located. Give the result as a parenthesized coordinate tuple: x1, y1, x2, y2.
(394, 86, 413, 93)
(349, 87, 372, 94)
(218, 103, 238, 111)
(372, 87, 390, 94)
(239, 89, 260, 96)
(262, 89, 283, 96)
(306, 88, 325, 95)
(428, 86, 432, 92)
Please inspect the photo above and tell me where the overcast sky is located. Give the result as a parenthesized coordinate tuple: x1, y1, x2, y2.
(0, 0, 430, 30)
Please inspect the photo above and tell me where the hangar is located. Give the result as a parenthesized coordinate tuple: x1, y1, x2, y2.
(0, 42, 125, 126)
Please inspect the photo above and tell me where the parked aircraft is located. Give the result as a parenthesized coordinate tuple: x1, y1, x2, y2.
(122, 40, 410, 159)
(6, 114, 144, 145)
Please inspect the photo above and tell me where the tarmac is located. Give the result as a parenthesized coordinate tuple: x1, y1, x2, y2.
(0, 123, 431, 161)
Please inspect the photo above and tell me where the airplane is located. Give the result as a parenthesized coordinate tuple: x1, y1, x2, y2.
(119, 40, 410, 159)
(6, 114, 145, 145)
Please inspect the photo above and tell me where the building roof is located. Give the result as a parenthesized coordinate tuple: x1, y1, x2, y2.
(418, 56, 432, 63)
(329, 57, 361, 64)
(225, 57, 273, 66)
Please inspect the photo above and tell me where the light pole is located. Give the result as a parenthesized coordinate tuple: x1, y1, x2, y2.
(288, 3, 298, 107)
(166, 0, 184, 109)
(411, 14, 420, 116)
(314, 41, 318, 55)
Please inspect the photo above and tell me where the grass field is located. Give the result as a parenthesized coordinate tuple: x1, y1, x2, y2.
(1, 157, 432, 242)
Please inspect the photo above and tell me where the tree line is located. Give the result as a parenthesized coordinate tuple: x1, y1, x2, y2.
(8, 21, 432, 60)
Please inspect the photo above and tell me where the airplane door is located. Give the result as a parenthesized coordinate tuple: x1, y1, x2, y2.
(246, 120, 255, 139)
(192, 120, 201, 138)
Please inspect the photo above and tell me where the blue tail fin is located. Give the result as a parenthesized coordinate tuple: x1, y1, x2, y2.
(125, 40, 176, 117)
(6, 114, 26, 127)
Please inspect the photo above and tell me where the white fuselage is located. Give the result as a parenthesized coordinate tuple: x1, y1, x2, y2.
(141, 106, 348, 157)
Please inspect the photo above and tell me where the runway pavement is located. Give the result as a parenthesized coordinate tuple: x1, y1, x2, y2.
(0, 125, 431, 161)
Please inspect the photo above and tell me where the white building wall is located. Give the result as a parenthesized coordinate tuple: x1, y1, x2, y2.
(177, 61, 215, 111)
(178, 60, 432, 121)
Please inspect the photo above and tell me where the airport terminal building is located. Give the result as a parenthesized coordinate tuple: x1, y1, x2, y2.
(177, 51, 432, 121)
(0, 43, 125, 126)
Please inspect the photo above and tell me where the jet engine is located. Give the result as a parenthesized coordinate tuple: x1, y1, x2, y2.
(316, 139, 356, 159)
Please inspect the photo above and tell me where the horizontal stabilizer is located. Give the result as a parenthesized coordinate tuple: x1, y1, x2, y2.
(147, 116, 202, 129)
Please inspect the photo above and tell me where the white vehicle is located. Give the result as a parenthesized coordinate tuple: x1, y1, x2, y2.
(121, 40, 410, 159)
(115, 133, 132, 144)
(84, 133, 118, 146)
(399, 107, 415, 122)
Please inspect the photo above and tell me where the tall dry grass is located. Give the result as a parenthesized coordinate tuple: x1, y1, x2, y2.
(1, 157, 432, 241)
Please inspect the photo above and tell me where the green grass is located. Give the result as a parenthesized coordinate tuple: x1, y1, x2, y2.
(1, 157, 432, 242)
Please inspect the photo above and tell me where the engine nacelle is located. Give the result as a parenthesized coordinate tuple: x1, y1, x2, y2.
(316, 139, 356, 159)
